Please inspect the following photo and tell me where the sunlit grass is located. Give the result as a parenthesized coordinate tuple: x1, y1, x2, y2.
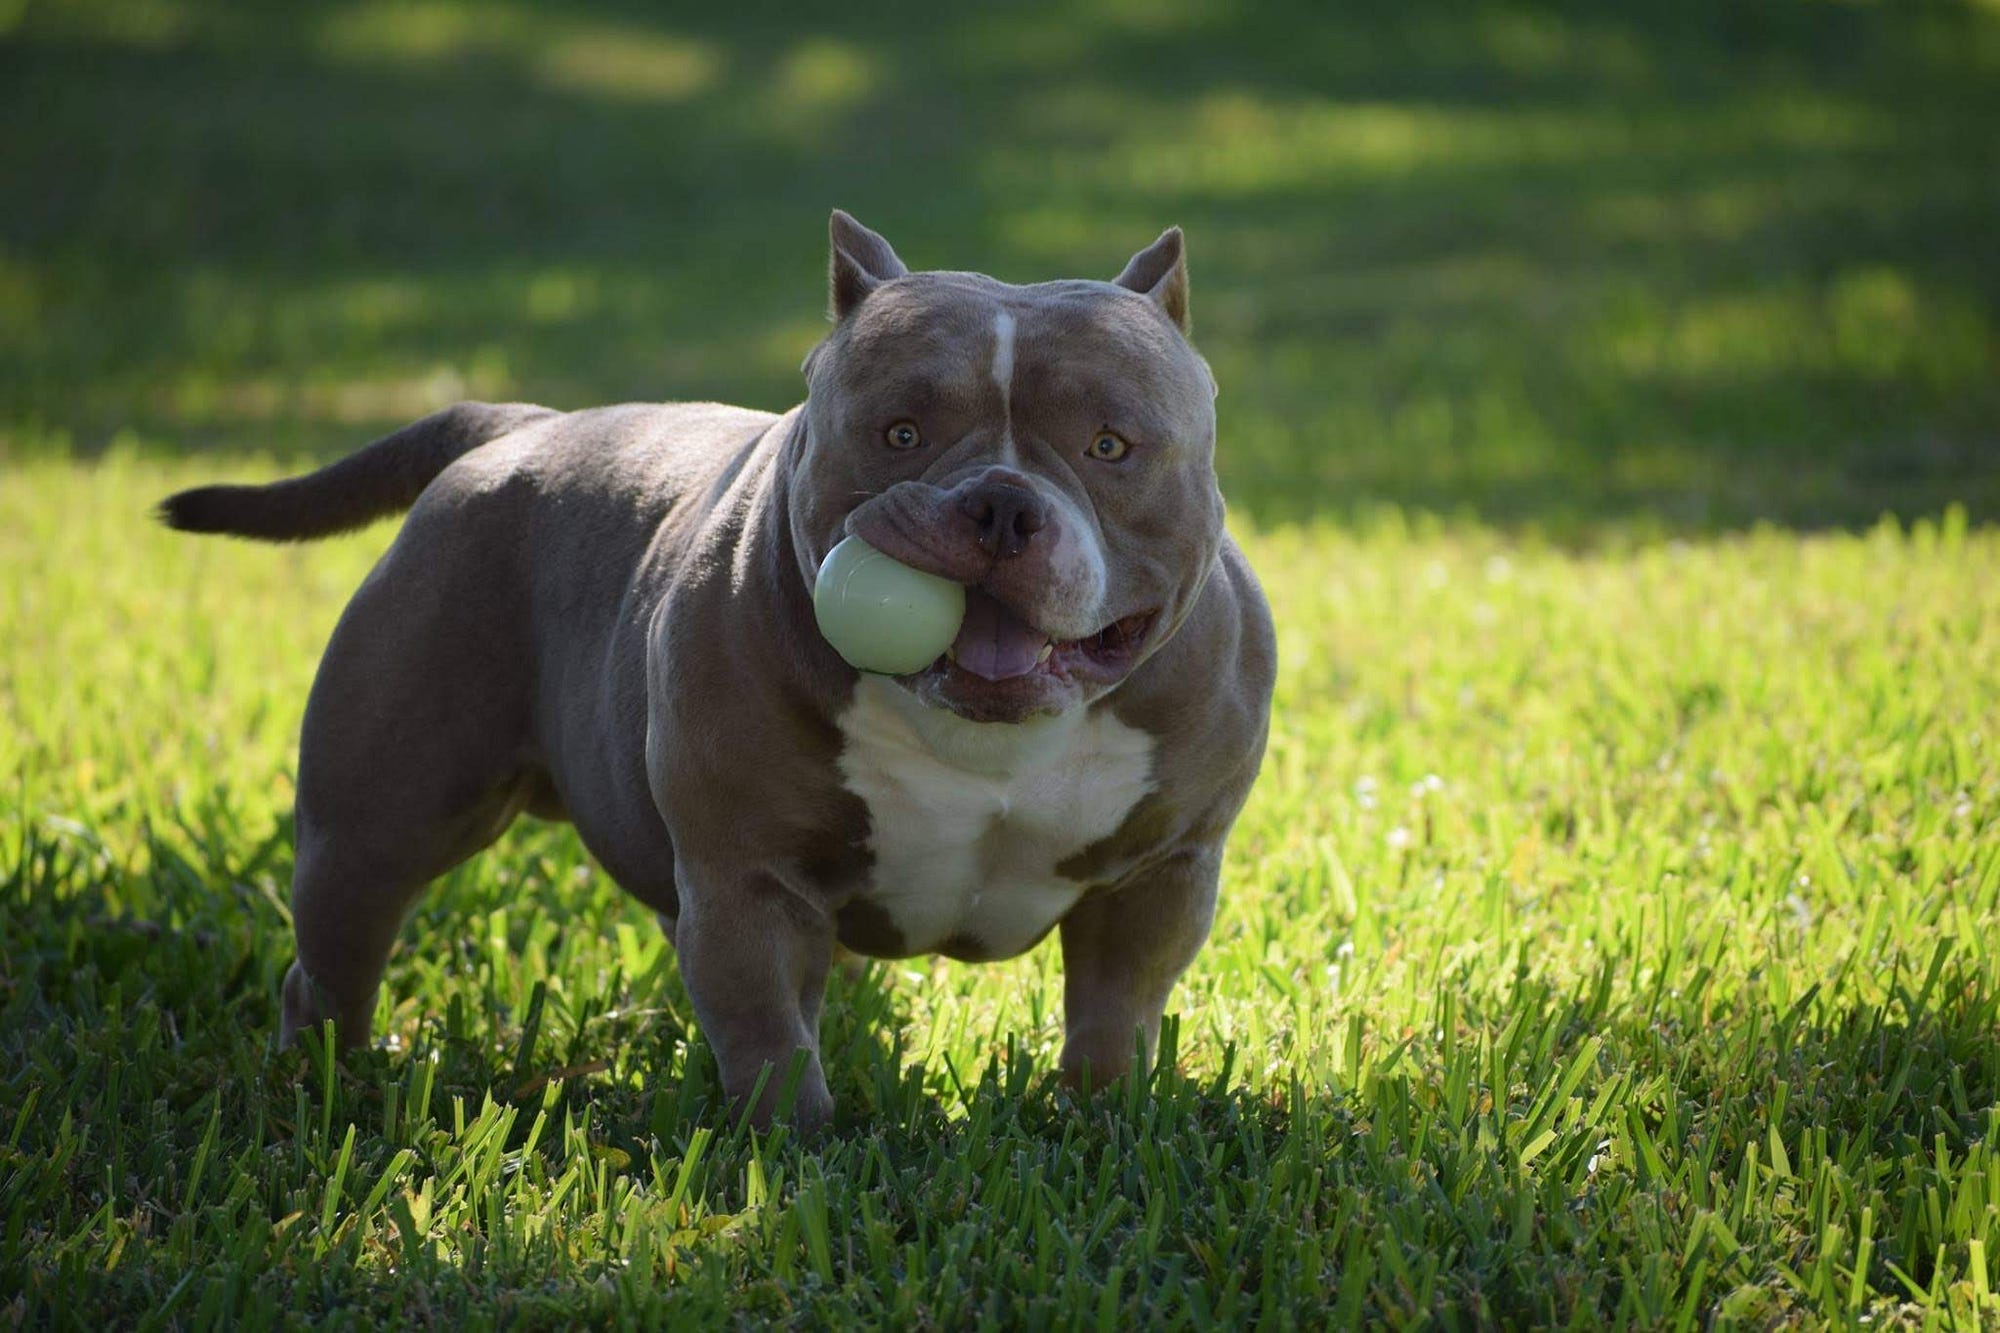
(317, 2, 725, 104)
(3, 456, 1997, 1323)
(997, 88, 1893, 196)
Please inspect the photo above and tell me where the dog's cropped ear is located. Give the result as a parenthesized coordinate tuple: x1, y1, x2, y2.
(829, 209, 909, 321)
(1113, 226, 1190, 334)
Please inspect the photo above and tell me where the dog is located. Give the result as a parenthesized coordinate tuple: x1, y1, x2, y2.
(162, 212, 1275, 1131)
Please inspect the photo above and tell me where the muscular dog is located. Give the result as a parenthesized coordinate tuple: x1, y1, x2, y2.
(162, 212, 1275, 1131)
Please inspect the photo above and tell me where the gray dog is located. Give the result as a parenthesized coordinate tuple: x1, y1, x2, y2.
(163, 213, 1275, 1131)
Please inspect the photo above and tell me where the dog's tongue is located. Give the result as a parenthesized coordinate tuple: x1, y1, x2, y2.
(950, 589, 1048, 681)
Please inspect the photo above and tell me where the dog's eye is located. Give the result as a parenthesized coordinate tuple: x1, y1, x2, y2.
(1086, 431, 1130, 462)
(884, 421, 923, 450)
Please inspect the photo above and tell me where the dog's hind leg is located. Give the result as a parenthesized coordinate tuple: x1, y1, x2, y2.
(279, 779, 530, 1049)
(276, 509, 539, 1050)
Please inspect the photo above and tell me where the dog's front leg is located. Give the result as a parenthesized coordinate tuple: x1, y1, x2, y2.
(673, 869, 836, 1134)
(1057, 847, 1220, 1092)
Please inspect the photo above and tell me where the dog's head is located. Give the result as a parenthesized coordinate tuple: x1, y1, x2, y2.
(791, 211, 1224, 724)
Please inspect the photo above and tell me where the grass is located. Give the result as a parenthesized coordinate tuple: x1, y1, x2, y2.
(5, 0, 1998, 535)
(4, 0, 2000, 1326)
(6, 465, 1998, 1326)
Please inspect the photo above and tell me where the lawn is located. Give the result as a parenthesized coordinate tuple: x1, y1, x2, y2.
(4, 0, 1999, 1326)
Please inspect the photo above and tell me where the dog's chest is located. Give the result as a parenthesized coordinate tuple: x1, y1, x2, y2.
(834, 678, 1154, 959)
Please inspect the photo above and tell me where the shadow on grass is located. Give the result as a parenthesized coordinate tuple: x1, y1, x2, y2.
(4, 0, 1997, 537)
(7, 797, 2000, 1322)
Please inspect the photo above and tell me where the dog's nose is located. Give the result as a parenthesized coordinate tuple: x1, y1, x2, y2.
(957, 480, 1048, 560)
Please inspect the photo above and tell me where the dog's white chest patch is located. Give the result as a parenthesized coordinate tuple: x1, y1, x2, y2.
(835, 677, 1154, 958)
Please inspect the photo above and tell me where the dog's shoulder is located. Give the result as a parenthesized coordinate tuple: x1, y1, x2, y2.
(1128, 533, 1275, 748)
(1053, 535, 1273, 885)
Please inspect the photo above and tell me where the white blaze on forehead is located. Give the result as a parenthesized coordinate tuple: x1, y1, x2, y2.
(985, 304, 1108, 635)
(991, 308, 1017, 465)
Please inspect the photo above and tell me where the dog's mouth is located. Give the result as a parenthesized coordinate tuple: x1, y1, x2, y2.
(917, 588, 1157, 688)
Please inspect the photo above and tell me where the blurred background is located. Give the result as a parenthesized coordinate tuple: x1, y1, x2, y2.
(4, 0, 1996, 538)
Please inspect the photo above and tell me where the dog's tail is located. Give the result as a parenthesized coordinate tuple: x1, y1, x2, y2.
(157, 401, 559, 542)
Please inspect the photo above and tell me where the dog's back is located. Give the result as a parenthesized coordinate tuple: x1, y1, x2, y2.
(159, 398, 776, 548)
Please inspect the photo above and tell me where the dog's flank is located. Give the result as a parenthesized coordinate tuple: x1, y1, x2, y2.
(156, 401, 557, 542)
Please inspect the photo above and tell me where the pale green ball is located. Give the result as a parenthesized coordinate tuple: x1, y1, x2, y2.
(813, 535, 967, 675)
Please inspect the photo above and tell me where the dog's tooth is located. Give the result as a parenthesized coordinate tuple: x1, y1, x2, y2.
(1035, 642, 1053, 664)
